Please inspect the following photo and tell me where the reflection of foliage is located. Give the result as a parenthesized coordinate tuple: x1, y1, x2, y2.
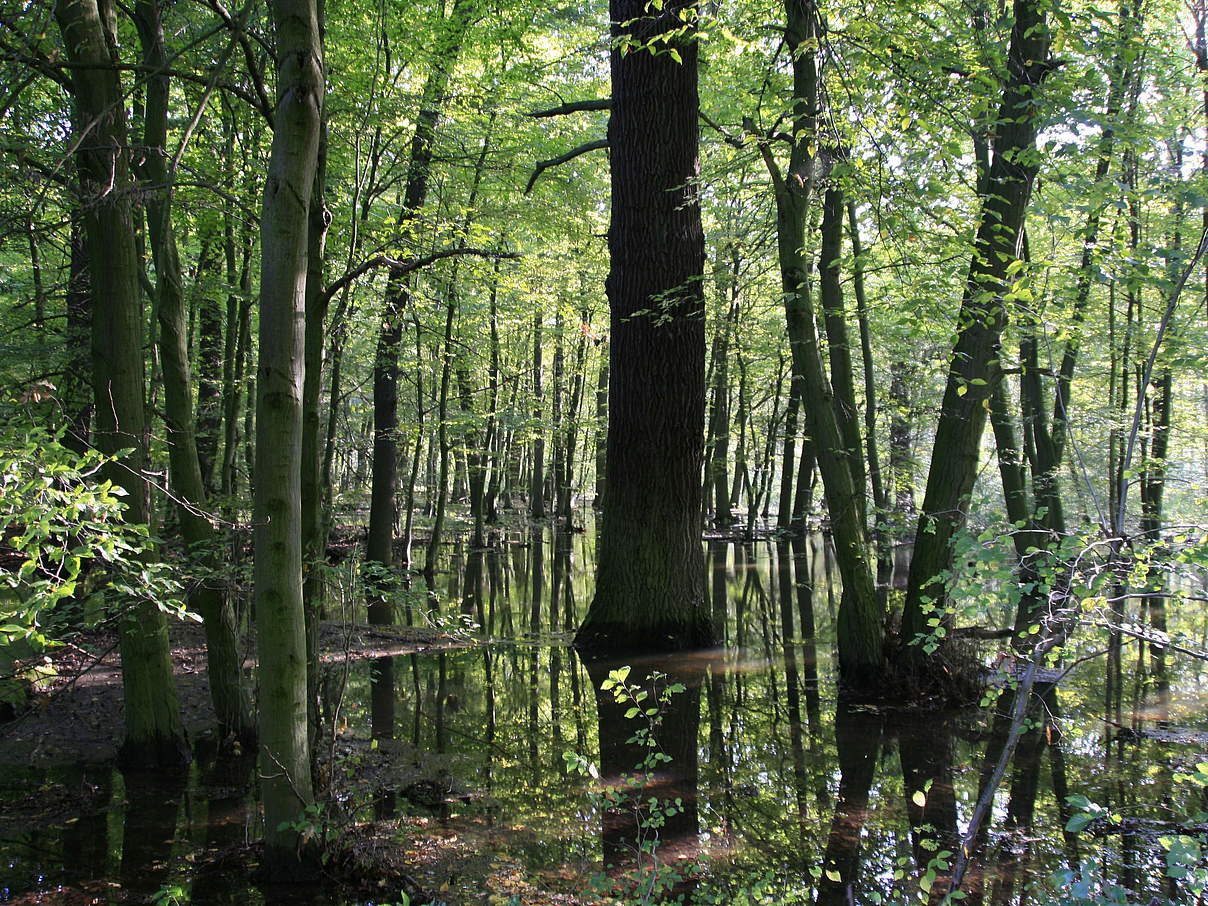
(566, 666, 692, 905)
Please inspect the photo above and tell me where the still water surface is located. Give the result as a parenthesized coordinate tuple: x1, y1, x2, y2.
(2, 527, 1207, 904)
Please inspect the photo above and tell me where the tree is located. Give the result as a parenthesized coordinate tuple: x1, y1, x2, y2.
(575, 0, 713, 652)
(54, 0, 188, 768)
(900, 0, 1052, 651)
(253, 0, 324, 875)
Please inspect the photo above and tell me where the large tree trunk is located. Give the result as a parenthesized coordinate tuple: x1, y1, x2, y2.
(254, 0, 323, 875)
(55, 0, 188, 769)
(575, 0, 712, 651)
(900, 0, 1051, 647)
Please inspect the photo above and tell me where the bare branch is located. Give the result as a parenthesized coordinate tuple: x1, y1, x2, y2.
(526, 98, 611, 118)
(524, 138, 608, 195)
(322, 247, 520, 304)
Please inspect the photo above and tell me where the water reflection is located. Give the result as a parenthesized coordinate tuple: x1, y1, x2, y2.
(585, 654, 702, 898)
(2, 529, 1207, 905)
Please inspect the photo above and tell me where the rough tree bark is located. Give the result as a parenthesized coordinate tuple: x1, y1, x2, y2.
(55, 0, 188, 768)
(575, 0, 713, 651)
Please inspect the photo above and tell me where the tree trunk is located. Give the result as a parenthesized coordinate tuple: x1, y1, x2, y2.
(530, 311, 546, 518)
(253, 0, 323, 873)
(55, 0, 188, 769)
(901, 0, 1051, 647)
(133, 0, 254, 746)
(365, 0, 470, 608)
(761, 0, 882, 687)
(575, 0, 712, 652)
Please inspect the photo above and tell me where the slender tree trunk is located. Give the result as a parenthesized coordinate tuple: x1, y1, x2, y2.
(253, 0, 324, 872)
(193, 230, 225, 496)
(760, 0, 882, 686)
(848, 203, 891, 592)
(425, 288, 458, 578)
(778, 376, 802, 529)
(886, 362, 914, 587)
(365, 0, 471, 610)
(592, 344, 608, 510)
(64, 213, 92, 456)
(56, 0, 187, 768)
(133, 0, 254, 746)
(530, 311, 546, 518)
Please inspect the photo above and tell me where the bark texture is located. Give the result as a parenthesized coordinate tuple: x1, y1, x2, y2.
(55, 0, 188, 768)
(576, 0, 712, 651)
(254, 0, 323, 875)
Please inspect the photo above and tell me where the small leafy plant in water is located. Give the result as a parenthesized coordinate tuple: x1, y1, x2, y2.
(564, 666, 693, 905)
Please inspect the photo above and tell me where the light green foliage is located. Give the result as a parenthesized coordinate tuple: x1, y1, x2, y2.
(566, 667, 692, 905)
(0, 410, 188, 689)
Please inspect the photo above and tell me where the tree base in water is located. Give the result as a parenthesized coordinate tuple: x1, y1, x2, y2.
(117, 732, 192, 771)
(573, 619, 716, 657)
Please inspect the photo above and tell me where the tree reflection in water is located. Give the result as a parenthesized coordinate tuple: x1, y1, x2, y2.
(584, 653, 704, 901)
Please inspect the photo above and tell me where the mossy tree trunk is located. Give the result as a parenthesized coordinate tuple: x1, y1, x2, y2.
(55, 0, 188, 769)
(759, 0, 882, 688)
(254, 0, 324, 875)
(901, 0, 1051, 648)
(132, 0, 254, 746)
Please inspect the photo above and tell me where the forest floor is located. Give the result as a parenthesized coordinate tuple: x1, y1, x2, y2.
(0, 619, 466, 820)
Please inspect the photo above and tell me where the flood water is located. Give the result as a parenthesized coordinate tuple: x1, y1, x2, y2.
(3, 526, 1208, 904)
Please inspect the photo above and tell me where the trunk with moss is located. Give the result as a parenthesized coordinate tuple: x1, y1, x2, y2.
(575, 0, 713, 652)
(253, 0, 323, 874)
(901, 0, 1051, 648)
(55, 0, 188, 769)
(133, 0, 254, 746)
(761, 0, 882, 687)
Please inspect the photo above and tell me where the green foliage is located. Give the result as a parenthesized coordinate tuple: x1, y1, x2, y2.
(0, 409, 190, 699)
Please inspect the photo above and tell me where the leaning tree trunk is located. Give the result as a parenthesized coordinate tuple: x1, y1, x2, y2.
(900, 0, 1051, 648)
(133, 0, 254, 746)
(254, 0, 324, 876)
(55, 0, 188, 769)
(760, 0, 882, 687)
(575, 0, 713, 652)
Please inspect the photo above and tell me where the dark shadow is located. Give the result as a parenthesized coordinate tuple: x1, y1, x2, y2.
(816, 700, 883, 906)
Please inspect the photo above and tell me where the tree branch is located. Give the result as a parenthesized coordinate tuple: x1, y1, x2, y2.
(322, 247, 520, 304)
(524, 138, 608, 194)
(526, 98, 611, 117)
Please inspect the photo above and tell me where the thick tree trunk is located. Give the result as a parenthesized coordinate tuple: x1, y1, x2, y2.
(901, 0, 1051, 646)
(55, 0, 188, 769)
(253, 0, 323, 874)
(576, 0, 712, 652)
